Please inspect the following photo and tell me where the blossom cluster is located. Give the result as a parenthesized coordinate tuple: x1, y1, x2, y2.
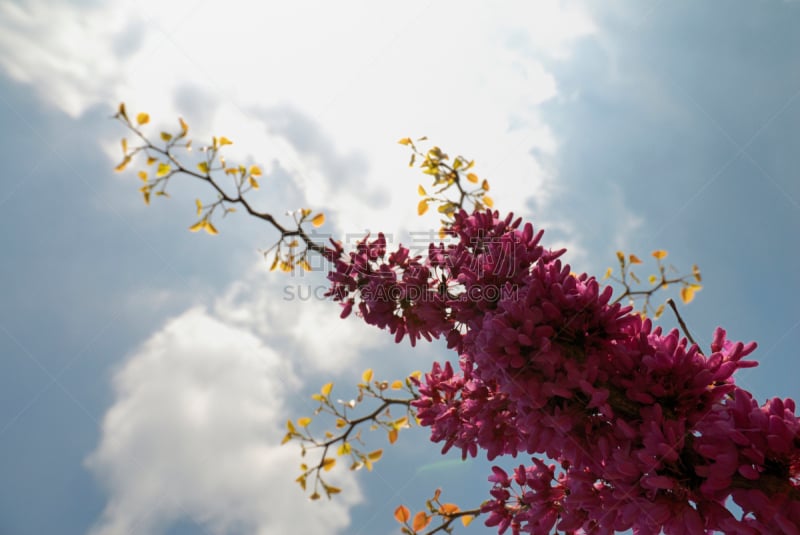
(326, 210, 799, 534)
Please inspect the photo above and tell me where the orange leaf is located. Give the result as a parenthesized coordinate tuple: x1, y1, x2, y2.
(311, 213, 325, 227)
(439, 503, 460, 515)
(461, 515, 474, 527)
(629, 254, 642, 264)
(466, 172, 479, 183)
(652, 250, 668, 260)
(394, 505, 411, 524)
(412, 511, 431, 531)
(388, 428, 398, 444)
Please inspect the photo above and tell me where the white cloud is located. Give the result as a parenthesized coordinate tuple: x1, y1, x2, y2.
(213, 266, 384, 374)
(86, 307, 362, 535)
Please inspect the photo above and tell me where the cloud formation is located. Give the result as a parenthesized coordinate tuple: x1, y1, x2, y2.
(86, 307, 362, 535)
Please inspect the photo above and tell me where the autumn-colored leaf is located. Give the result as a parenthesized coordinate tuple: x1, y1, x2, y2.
(466, 172, 479, 183)
(652, 249, 668, 260)
(337, 442, 352, 456)
(482, 195, 494, 208)
(311, 213, 325, 227)
(321, 382, 333, 396)
(481, 179, 490, 191)
(249, 176, 259, 189)
(629, 254, 643, 264)
(197, 161, 210, 174)
(439, 503, 460, 515)
(204, 221, 218, 235)
(219, 136, 233, 146)
(160, 132, 172, 142)
(249, 165, 262, 177)
(412, 511, 431, 531)
(118, 102, 128, 121)
(397, 137, 412, 146)
(136, 112, 149, 125)
(156, 162, 171, 177)
(418, 199, 429, 215)
(394, 505, 411, 524)
(418, 184, 426, 196)
(461, 515, 474, 527)
(367, 449, 382, 461)
(391, 379, 403, 390)
(362, 368, 373, 383)
(297, 417, 312, 428)
(321, 458, 336, 472)
(188, 221, 204, 233)
(388, 428, 398, 444)
(115, 155, 131, 172)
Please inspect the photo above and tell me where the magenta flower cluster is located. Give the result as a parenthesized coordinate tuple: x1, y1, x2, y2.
(326, 210, 799, 534)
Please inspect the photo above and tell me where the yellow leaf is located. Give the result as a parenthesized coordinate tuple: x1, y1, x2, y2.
(249, 165, 262, 177)
(297, 417, 312, 428)
(462, 515, 474, 527)
(655, 303, 665, 318)
(219, 136, 233, 146)
(367, 449, 382, 461)
(156, 163, 171, 177)
(466, 172, 479, 183)
(281, 433, 292, 445)
(160, 132, 172, 142)
(295, 474, 306, 489)
(197, 161, 209, 174)
(117, 102, 128, 121)
(394, 505, 411, 524)
(603, 267, 612, 279)
(652, 250, 668, 260)
(269, 255, 279, 272)
(139, 186, 150, 205)
(137, 171, 147, 182)
(649, 275, 658, 285)
(337, 442, 352, 456)
(321, 458, 336, 471)
(195, 199, 203, 216)
(311, 213, 325, 227)
(225, 168, 238, 176)
(418, 199, 429, 216)
(286, 419, 296, 433)
(188, 221, 204, 233)
(439, 503, 460, 515)
(114, 155, 131, 172)
(179, 117, 189, 135)
(418, 184, 426, 196)
(321, 382, 333, 396)
(121, 138, 128, 154)
(147, 156, 157, 166)
(391, 380, 403, 390)
(616, 251, 625, 263)
(397, 137, 412, 146)
(136, 112, 149, 125)
(393, 416, 409, 429)
(310, 393, 323, 401)
(481, 179, 490, 191)
(482, 195, 494, 208)
(326, 485, 341, 495)
(204, 221, 219, 235)
(388, 428, 398, 444)
(249, 176, 259, 189)
(412, 511, 431, 531)
(680, 285, 696, 304)
(335, 418, 346, 428)
(629, 254, 642, 264)
(361, 368, 373, 383)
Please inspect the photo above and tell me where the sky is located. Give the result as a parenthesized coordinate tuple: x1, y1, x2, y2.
(0, 1, 798, 534)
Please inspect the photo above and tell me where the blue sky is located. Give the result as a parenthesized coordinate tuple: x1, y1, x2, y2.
(0, 2, 798, 534)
